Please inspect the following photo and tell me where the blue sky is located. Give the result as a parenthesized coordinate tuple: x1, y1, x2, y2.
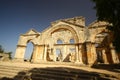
(0, 0, 96, 58)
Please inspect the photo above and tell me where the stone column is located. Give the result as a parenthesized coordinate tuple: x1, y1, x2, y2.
(78, 44, 84, 64)
(43, 44, 48, 61)
(31, 44, 47, 63)
(31, 45, 38, 63)
(86, 42, 96, 65)
(53, 48, 56, 62)
(110, 43, 119, 63)
(110, 48, 119, 63)
(75, 44, 83, 64)
(86, 41, 92, 64)
(91, 43, 97, 64)
(14, 45, 26, 62)
(102, 49, 109, 64)
(75, 44, 79, 63)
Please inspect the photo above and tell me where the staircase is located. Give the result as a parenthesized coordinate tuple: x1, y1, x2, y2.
(27, 67, 117, 80)
(0, 64, 29, 80)
(0, 63, 119, 80)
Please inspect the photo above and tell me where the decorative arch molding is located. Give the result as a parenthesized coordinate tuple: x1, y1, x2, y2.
(91, 28, 109, 42)
(48, 24, 79, 43)
(18, 34, 40, 46)
(14, 29, 41, 62)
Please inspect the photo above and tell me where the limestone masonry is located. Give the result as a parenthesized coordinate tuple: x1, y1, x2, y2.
(14, 16, 120, 65)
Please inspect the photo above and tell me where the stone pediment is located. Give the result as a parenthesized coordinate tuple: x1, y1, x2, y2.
(22, 29, 41, 36)
(88, 20, 109, 29)
(25, 29, 39, 35)
(51, 16, 85, 28)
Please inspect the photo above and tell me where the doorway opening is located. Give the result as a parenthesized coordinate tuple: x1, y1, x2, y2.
(97, 51, 104, 63)
(56, 49, 62, 61)
(24, 42, 34, 62)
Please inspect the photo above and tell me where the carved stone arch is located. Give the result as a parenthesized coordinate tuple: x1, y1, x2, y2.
(26, 39, 34, 45)
(14, 29, 40, 62)
(48, 24, 79, 43)
(92, 28, 109, 43)
(88, 21, 109, 42)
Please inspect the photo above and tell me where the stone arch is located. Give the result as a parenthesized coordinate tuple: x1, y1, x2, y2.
(88, 21, 109, 42)
(94, 31, 114, 64)
(47, 24, 80, 62)
(14, 30, 40, 62)
(49, 24, 79, 43)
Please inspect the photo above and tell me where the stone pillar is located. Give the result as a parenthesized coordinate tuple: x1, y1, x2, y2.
(43, 45, 48, 61)
(31, 45, 47, 63)
(110, 43, 119, 63)
(110, 48, 119, 63)
(102, 49, 109, 64)
(78, 44, 84, 64)
(86, 42, 96, 65)
(14, 45, 26, 62)
(75, 44, 83, 64)
(53, 48, 56, 62)
(75, 44, 79, 63)
(86, 42, 92, 64)
(91, 43, 97, 64)
(31, 45, 38, 63)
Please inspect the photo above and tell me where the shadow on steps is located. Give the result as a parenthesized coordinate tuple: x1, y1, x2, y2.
(91, 63, 120, 73)
(0, 67, 118, 80)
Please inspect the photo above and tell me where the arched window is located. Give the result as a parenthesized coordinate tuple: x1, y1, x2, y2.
(57, 39, 63, 44)
(70, 39, 75, 44)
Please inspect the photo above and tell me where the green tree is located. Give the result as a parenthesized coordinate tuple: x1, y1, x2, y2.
(92, 0, 120, 52)
(0, 45, 12, 59)
(0, 45, 4, 53)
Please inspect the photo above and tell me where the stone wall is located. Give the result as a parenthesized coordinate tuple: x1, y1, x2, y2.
(14, 16, 120, 65)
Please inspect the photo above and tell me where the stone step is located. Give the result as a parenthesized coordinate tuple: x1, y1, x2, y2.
(0, 65, 29, 79)
(0, 64, 118, 80)
(0, 68, 23, 73)
(31, 69, 88, 77)
(28, 68, 118, 80)
(0, 69, 26, 78)
(0, 71, 17, 78)
(30, 68, 98, 77)
(30, 72, 108, 80)
(0, 65, 29, 70)
(28, 68, 100, 80)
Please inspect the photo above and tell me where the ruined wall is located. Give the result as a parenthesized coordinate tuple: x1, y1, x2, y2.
(14, 16, 120, 64)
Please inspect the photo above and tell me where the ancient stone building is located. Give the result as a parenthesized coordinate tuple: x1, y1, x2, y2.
(14, 16, 120, 65)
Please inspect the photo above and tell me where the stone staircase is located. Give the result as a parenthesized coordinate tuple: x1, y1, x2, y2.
(0, 64, 118, 80)
(0, 64, 29, 80)
(27, 67, 118, 80)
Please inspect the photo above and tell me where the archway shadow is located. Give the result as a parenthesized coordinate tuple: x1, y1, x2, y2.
(0, 66, 118, 80)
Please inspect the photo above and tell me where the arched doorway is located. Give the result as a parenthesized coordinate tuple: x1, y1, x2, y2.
(95, 32, 110, 64)
(24, 42, 34, 62)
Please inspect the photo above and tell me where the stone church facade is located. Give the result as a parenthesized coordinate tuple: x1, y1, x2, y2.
(14, 16, 120, 65)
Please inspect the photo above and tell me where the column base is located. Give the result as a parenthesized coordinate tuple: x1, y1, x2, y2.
(31, 59, 47, 63)
(12, 58, 24, 62)
(74, 60, 84, 64)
